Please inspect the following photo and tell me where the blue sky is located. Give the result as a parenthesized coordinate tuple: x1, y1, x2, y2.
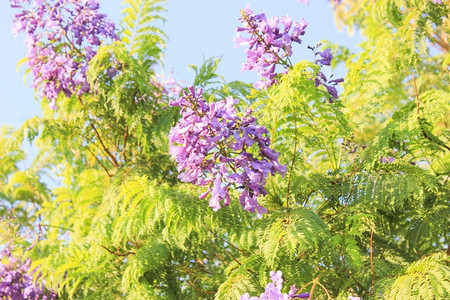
(0, 0, 361, 130)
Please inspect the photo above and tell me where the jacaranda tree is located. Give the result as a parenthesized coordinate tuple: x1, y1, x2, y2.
(1, 0, 448, 299)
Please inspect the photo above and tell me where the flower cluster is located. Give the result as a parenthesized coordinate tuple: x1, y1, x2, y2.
(234, 5, 308, 88)
(0, 248, 56, 299)
(241, 270, 310, 300)
(309, 44, 344, 103)
(10, 0, 118, 109)
(154, 72, 183, 99)
(169, 87, 286, 217)
(380, 156, 395, 164)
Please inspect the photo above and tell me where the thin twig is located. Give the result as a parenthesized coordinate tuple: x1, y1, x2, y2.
(101, 245, 135, 257)
(317, 281, 332, 299)
(204, 223, 250, 256)
(308, 276, 320, 300)
(286, 114, 299, 208)
(77, 95, 84, 106)
(187, 280, 216, 295)
(39, 224, 74, 232)
(127, 239, 141, 249)
(85, 146, 112, 177)
(429, 31, 450, 53)
(319, 150, 370, 217)
(90, 121, 120, 167)
(303, 190, 315, 206)
(158, 160, 175, 185)
(68, 124, 117, 168)
(225, 249, 242, 266)
(337, 246, 366, 291)
(122, 126, 129, 162)
(270, 116, 278, 146)
(77, 95, 120, 167)
(370, 223, 375, 295)
(296, 280, 314, 294)
(321, 178, 356, 217)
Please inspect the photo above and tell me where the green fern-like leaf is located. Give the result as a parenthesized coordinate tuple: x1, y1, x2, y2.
(121, 0, 166, 63)
(376, 252, 450, 299)
(259, 207, 329, 268)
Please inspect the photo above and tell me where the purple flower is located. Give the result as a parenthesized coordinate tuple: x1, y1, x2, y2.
(234, 6, 308, 88)
(0, 248, 56, 299)
(292, 293, 310, 299)
(309, 44, 343, 102)
(316, 48, 333, 66)
(380, 156, 395, 164)
(270, 270, 283, 290)
(169, 87, 286, 217)
(241, 270, 299, 299)
(10, 0, 118, 109)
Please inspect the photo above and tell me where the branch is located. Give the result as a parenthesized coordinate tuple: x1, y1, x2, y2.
(122, 125, 129, 162)
(286, 113, 299, 208)
(77, 95, 121, 167)
(296, 280, 314, 294)
(127, 239, 142, 249)
(317, 281, 332, 299)
(370, 223, 375, 295)
(101, 245, 135, 257)
(158, 160, 175, 185)
(337, 246, 366, 292)
(39, 224, 74, 232)
(319, 150, 370, 217)
(187, 280, 216, 295)
(225, 249, 242, 266)
(303, 190, 315, 206)
(308, 276, 319, 300)
(204, 223, 250, 256)
(85, 146, 112, 177)
(90, 121, 120, 167)
(428, 31, 450, 53)
(322, 176, 356, 217)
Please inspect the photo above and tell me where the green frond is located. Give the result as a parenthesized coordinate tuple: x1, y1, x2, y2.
(121, 0, 166, 63)
(189, 57, 225, 89)
(377, 252, 450, 299)
(259, 208, 329, 268)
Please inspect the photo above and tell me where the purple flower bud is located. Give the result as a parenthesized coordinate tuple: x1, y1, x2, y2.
(316, 48, 333, 66)
(292, 292, 310, 298)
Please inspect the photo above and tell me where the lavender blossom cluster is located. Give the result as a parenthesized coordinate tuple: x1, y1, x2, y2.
(234, 5, 308, 89)
(310, 45, 344, 102)
(241, 270, 310, 300)
(169, 87, 286, 217)
(0, 248, 56, 300)
(233, 6, 344, 102)
(10, 0, 118, 110)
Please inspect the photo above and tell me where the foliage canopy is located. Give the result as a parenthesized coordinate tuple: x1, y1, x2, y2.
(1, 0, 449, 299)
